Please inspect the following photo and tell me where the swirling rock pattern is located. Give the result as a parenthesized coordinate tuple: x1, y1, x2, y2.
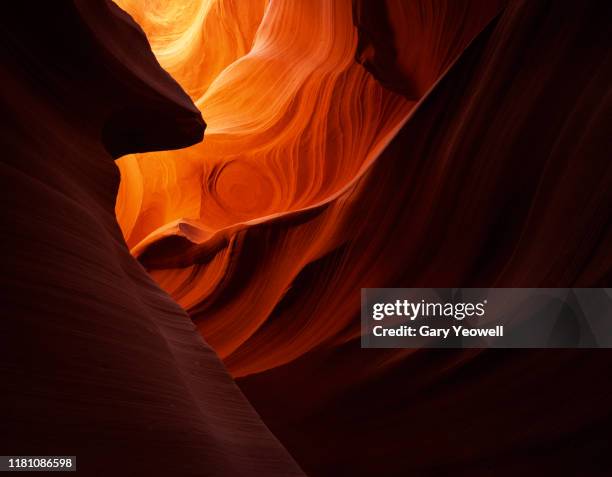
(0, 2, 304, 475)
(114, 0, 612, 475)
(114, 0, 415, 374)
(242, 1, 612, 475)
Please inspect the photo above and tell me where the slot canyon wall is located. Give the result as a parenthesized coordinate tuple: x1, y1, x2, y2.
(1, 0, 610, 475)
(0, 1, 304, 475)
(114, 0, 612, 475)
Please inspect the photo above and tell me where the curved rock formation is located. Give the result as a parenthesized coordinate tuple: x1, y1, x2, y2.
(238, 1, 612, 475)
(114, 0, 508, 377)
(112, 0, 611, 475)
(0, 2, 303, 475)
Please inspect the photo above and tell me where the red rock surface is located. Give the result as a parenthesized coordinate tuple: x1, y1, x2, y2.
(0, 2, 303, 475)
(115, 0, 611, 475)
(2, 0, 611, 475)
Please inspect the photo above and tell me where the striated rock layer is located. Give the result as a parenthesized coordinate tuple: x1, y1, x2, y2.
(115, 0, 508, 376)
(238, 1, 612, 475)
(114, 0, 612, 475)
(0, 2, 304, 476)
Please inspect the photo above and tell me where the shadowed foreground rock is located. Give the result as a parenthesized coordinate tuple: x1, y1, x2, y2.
(0, 2, 303, 475)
